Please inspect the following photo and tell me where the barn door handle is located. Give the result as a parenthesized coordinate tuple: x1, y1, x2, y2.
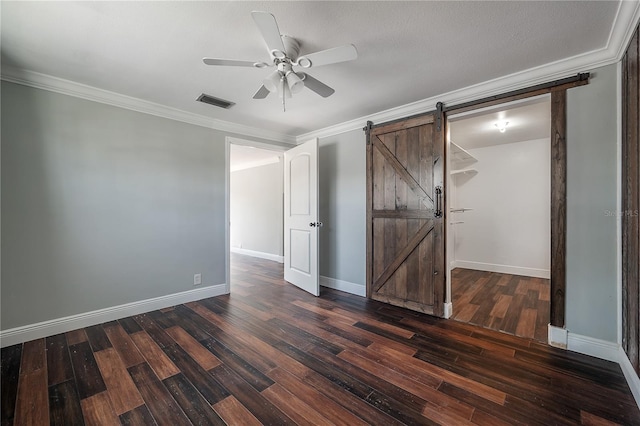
(435, 186, 443, 218)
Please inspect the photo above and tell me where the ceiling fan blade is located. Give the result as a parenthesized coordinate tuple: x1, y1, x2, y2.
(253, 85, 270, 99)
(301, 73, 335, 98)
(203, 58, 259, 67)
(297, 44, 358, 68)
(251, 11, 286, 57)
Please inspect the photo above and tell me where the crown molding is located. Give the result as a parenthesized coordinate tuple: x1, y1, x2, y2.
(296, 1, 640, 143)
(0, 67, 296, 145)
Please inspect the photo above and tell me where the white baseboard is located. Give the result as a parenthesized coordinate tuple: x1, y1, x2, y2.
(453, 260, 550, 279)
(548, 324, 568, 349)
(320, 276, 366, 297)
(567, 332, 620, 362)
(231, 247, 284, 263)
(0, 284, 227, 347)
(618, 347, 640, 410)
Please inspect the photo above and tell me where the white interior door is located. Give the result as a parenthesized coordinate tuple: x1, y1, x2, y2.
(284, 138, 319, 296)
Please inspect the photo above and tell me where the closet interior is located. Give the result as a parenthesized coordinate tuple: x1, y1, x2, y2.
(446, 95, 552, 342)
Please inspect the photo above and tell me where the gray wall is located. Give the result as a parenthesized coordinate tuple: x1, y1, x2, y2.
(230, 160, 283, 256)
(2, 81, 256, 330)
(318, 130, 366, 287)
(566, 63, 619, 342)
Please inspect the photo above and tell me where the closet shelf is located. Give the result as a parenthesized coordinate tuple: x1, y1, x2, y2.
(450, 142, 477, 167)
(451, 169, 477, 177)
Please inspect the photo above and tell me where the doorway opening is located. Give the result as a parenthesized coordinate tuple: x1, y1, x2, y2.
(446, 95, 551, 342)
(227, 138, 286, 293)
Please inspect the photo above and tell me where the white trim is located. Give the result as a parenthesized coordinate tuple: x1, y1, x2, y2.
(567, 332, 620, 363)
(610, 0, 640, 64)
(443, 302, 453, 319)
(225, 137, 232, 294)
(0, 284, 227, 348)
(0, 68, 296, 145)
(231, 247, 284, 263)
(320, 276, 366, 297)
(296, 1, 640, 143)
(548, 325, 568, 349)
(453, 260, 549, 279)
(619, 347, 640, 410)
(617, 60, 623, 347)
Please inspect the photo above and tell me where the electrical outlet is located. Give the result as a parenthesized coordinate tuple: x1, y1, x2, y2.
(193, 273, 202, 286)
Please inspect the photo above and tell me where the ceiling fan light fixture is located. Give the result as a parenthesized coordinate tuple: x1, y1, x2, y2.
(263, 70, 281, 92)
(495, 121, 509, 133)
(286, 71, 304, 94)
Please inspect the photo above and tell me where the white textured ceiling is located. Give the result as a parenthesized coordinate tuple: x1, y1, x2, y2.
(0, 1, 624, 138)
(449, 96, 551, 150)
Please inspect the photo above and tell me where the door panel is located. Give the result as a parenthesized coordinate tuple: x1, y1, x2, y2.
(284, 139, 319, 296)
(367, 114, 445, 316)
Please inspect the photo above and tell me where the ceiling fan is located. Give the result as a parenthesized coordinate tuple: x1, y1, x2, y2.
(203, 11, 358, 110)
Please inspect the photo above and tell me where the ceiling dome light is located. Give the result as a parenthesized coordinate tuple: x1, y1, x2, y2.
(495, 121, 509, 133)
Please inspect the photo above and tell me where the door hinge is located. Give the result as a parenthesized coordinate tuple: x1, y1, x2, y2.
(436, 102, 444, 132)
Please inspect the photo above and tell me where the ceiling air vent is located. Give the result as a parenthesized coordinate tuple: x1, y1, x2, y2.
(196, 93, 235, 109)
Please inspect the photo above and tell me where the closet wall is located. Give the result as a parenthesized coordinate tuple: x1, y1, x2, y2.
(450, 138, 550, 278)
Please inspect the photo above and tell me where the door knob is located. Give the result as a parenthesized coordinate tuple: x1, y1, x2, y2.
(309, 222, 323, 227)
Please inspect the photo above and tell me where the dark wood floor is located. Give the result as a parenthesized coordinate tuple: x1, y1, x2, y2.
(451, 268, 550, 342)
(2, 254, 639, 425)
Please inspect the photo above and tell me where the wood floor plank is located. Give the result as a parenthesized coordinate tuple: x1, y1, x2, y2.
(209, 363, 294, 425)
(369, 342, 507, 405)
(516, 307, 538, 339)
(162, 344, 229, 405)
(165, 326, 221, 370)
(80, 391, 120, 426)
(1, 345, 22, 424)
(199, 337, 274, 391)
(46, 334, 74, 386)
(119, 405, 157, 426)
(103, 322, 145, 368)
(93, 348, 144, 415)
(262, 383, 333, 426)
(21, 339, 46, 374)
(127, 362, 190, 426)
(132, 314, 175, 348)
(68, 342, 107, 399)
(65, 329, 88, 346)
(14, 368, 49, 426)
(118, 317, 143, 334)
(85, 325, 112, 352)
(48, 380, 83, 426)
(213, 396, 262, 426)
(337, 348, 475, 421)
(266, 367, 369, 426)
(163, 373, 226, 426)
(129, 331, 179, 380)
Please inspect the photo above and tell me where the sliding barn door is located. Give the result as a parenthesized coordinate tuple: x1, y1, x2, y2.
(366, 114, 445, 316)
